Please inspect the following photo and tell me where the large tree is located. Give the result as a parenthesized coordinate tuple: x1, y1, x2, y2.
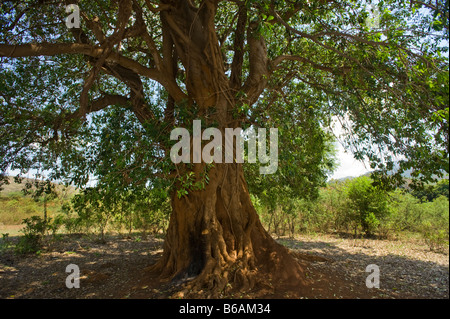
(0, 0, 448, 296)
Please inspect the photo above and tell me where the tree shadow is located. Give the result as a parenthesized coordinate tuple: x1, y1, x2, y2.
(1, 233, 448, 299)
(277, 237, 449, 299)
(0, 233, 165, 299)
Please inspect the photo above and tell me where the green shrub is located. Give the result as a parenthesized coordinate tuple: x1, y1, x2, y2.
(14, 215, 64, 254)
(15, 216, 46, 254)
(15, 233, 42, 254)
(344, 176, 391, 237)
(419, 196, 449, 252)
(421, 221, 449, 252)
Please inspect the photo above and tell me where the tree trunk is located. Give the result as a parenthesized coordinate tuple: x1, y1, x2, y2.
(144, 2, 306, 296)
(149, 163, 306, 296)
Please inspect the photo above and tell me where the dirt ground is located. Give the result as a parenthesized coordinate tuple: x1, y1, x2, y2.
(0, 233, 448, 299)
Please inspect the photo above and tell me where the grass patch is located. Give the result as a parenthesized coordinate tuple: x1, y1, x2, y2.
(0, 195, 63, 225)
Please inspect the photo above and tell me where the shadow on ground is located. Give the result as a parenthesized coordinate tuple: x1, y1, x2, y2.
(277, 237, 449, 299)
(0, 233, 448, 299)
(0, 234, 166, 299)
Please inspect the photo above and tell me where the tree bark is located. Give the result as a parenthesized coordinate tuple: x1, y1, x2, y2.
(149, 162, 306, 296)
(143, 3, 307, 296)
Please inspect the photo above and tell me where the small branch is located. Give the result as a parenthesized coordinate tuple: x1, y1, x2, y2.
(272, 55, 351, 75)
(68, 94, 130, 120)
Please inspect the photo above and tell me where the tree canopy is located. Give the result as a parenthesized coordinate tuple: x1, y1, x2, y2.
(0, 0, 449, 295)
(0, 0, 448, 190)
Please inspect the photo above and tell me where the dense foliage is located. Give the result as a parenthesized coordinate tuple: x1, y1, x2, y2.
(0, 0, 448, 194)
(253, 177, 449, 251)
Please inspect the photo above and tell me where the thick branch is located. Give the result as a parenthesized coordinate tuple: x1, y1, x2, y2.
(144, 0, 171, 13)
(242, 23, 269, 105)
(82, 14, 106, 43)
(0, 43, 158, 77)
(230, 5, 247, 91)
(42, 94, 131, 146)
(133, 1, 163, 70)
(0, 42, 187, 102)
(69, 94, 130, 120)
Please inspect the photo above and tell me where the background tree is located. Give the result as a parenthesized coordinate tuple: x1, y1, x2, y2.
(344, 175, 391, 236)
(18, 175, 58, 232)
(0, 0, 448, 296)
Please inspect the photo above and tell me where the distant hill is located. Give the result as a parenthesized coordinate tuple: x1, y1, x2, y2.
(331, 171, 372, 182)
(0, 176, 78, 199)
(332, 169, 448, 184)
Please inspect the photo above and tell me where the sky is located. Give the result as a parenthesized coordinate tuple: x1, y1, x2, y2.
(328, 116, 373, 180)
(330, 142, 372, 180)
